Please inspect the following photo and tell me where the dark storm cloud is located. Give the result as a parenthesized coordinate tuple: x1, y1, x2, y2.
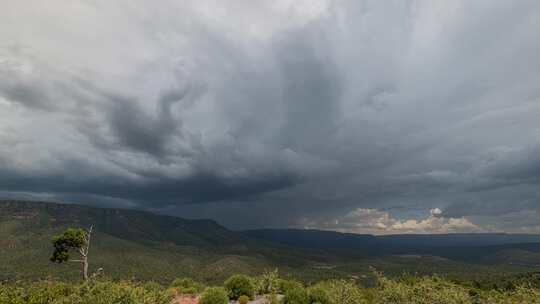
(104, 94, 181, 158)
(2, 84, 52, 110)
(0, 166, 299, 205)
(1, 0, 540, 233)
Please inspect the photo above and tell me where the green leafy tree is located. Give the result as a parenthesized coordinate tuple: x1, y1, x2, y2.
(50, 225, 93, 280)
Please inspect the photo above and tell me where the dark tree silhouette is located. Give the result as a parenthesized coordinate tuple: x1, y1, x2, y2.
(50, 225, 93, 280)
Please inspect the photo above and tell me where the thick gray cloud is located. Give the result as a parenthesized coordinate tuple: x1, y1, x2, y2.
(1, 0, 540, 233)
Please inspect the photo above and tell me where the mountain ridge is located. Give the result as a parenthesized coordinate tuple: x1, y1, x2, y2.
(242, 228, 540, 248)
(3, 200, 540, 283)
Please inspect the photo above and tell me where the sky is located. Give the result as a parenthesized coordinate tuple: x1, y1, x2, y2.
(1, 0, 540, 234)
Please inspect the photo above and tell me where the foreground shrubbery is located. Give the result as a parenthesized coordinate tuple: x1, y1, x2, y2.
(200, 287, 228, 304)
(2, 271, 540, 304)
(373, 273, 540, 304)
(0, 280, 172, 304)
(283, 286, 309, 304)
(238, 295, 250, 304)
(307, 286, 330, 304)
(224, 274, 254, 300)
(254, 268, 280, 295)
(170, 277, 205, 295)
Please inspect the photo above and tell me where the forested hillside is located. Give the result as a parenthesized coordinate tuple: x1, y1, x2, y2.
(2, 200, 540, 285)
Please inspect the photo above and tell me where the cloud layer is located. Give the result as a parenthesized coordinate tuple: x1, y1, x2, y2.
(1, 0, 540, 233)
(298, 208, 483, 235)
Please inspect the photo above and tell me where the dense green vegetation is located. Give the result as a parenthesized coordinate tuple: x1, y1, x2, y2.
(2, 200, 540, 303)
(0, 280, 171, 304)
(170, 278, 205, 294)
(0, 201, 276, 284)
(2, 271, 540, 303)
(224, 274, 255, 300)
(238, 295, 250, 304)
(3, 200, 540, 286)
(200, 287, 228, 304)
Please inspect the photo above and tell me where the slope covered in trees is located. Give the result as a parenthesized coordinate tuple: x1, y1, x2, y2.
(2, 200, 540, 285)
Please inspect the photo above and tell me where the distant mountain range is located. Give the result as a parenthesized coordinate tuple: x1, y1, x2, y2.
(1, 200, 246, 247)
(244, 228, 540, 248)
(0, 200, 270, 283)
(242, 228, 540, 264)
(2, 200, 540, 284)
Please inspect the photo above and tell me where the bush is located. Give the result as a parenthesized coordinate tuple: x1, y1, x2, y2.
(224, 274, 255, 300)
(80, 281, 171, 304)
(376, 274, 471, 304)
(308, 286, 330, 304)
(283, 287, 309, 304)
(278, 279, 303, 294)
(143, 281, 163, 292)
(255, 269, 280, 294)
(170, 277, 204, 294)
(265, 293, 280, 304)
(238, 294, 250, 304)
(4, 274, 540, 304)
(200, 287, 229, 304)
(312, 280, 365, 304)
(10, 280, 172, 304)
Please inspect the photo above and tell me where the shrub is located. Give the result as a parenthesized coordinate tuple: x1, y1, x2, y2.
(483, 285, 540, 303)
(308, 286, 330, 304)
(170, 277, 204, 294)
(17, 281, 74, 304)
(265, 293, 280, 304)
(7, 280, 172, 304)
(200, 287, 229, 304)
(376, 274, 471, 304)
(283, 287, 309, 304)
(5, 274, 540, 304)
(224, 274, 255, 300)
(278, 279, 303, 294)
(76, 280, 171, 304)
(143, 281, 163, 292)
(255, 269, 280, 294)
(312, 280, 365, 304)
(238, 294, 250, 304)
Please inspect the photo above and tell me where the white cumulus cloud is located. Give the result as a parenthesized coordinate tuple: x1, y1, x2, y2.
(298, 208, 483, 235)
